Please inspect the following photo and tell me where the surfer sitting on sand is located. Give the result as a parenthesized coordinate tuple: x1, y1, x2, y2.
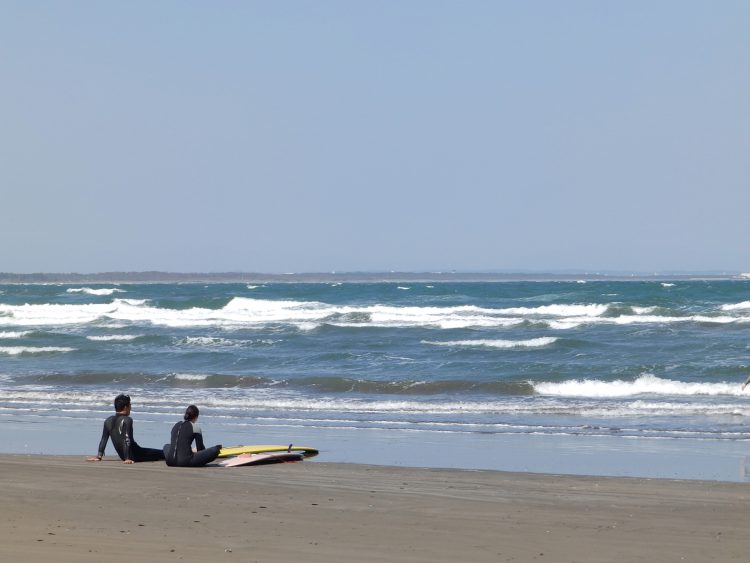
(87, 394, 166, 464)
(163, 405, 222, 467)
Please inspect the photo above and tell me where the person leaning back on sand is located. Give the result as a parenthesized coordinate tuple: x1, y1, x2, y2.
(86, 394, 166, 464)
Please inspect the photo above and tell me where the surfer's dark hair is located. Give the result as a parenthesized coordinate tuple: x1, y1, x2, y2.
(184, 404, 199, 421)
(114, 394, 131, 411)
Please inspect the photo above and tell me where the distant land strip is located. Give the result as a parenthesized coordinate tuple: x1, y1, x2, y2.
(0, 271, 746, 284)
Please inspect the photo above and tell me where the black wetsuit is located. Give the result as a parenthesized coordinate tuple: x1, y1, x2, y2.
(97, 414, 165, 462)
(163, 420, 221, 467)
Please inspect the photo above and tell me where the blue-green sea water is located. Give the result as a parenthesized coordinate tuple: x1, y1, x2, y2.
(2, 280, 750, 480)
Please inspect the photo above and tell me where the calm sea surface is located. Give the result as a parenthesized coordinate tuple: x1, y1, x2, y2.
(2, 280, 750, 478)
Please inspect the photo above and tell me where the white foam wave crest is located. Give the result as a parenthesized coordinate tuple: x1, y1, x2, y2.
(534, 374, 743, 397)
(0, 331, 31, 339)
(545, 313, 740, 330)
(0, 346, 76, 355)
(86, 335, 139, 341)
(1, 296, 748, 331)
(173, 373, 210, 381)
(722, 301, 750, 311)
(422, 337, 558, 349)
(178, 336, 237, 347)
(497, 304, 608, 316)
(67, 287, 126, 296)
(0, 302, 121, 326)
(0, 390, 112, 406)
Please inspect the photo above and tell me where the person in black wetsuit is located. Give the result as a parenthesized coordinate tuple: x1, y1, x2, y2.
(86, 394, 165, 464)
(163, 405, 222, 467)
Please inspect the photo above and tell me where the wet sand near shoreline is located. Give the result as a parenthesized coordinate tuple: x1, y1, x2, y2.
(1, 455, 748, 562)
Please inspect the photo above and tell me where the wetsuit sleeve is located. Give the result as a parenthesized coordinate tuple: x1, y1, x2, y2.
(193, 432, 206, 451)
(194, 433, 205, 451)
(97, 420, 110, 458)
(120, 416, 134, 460)
(192, 421, 205, 451)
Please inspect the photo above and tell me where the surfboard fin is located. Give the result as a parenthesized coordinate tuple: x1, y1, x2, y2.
(288, 443, 293, 452)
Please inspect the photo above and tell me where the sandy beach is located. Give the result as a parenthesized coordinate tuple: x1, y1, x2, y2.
(1, 455, 747, 562)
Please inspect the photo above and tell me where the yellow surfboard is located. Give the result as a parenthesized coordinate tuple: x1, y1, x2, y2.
(218, 444, 319, 459)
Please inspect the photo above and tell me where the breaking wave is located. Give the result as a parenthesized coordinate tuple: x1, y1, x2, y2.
(1, 296, 747, 330)
(86, 335, 140, 342)
(533, 374, 744, 397)
(67, 287, 126, 296)
(0, 346, 76, 355)
(0, 331, 31, 339)
(422, 337, 558, 349)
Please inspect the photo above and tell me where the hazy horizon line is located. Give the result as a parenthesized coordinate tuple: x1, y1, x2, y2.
(1, 270, 747, 284)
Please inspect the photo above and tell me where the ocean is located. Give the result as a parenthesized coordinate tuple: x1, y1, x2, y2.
(2, 279, 750, 480)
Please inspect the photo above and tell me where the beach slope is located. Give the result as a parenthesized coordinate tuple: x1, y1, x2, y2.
(1, 455, 747, 562)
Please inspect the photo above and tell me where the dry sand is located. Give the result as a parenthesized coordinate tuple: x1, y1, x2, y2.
(1, 454, 748, 562)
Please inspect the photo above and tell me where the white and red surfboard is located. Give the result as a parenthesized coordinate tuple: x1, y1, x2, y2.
(218, 444, 318, 458)
(219, 451, 304, 467)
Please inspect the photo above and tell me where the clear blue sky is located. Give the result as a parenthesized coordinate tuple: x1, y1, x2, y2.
(1, 2, 748, 273)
